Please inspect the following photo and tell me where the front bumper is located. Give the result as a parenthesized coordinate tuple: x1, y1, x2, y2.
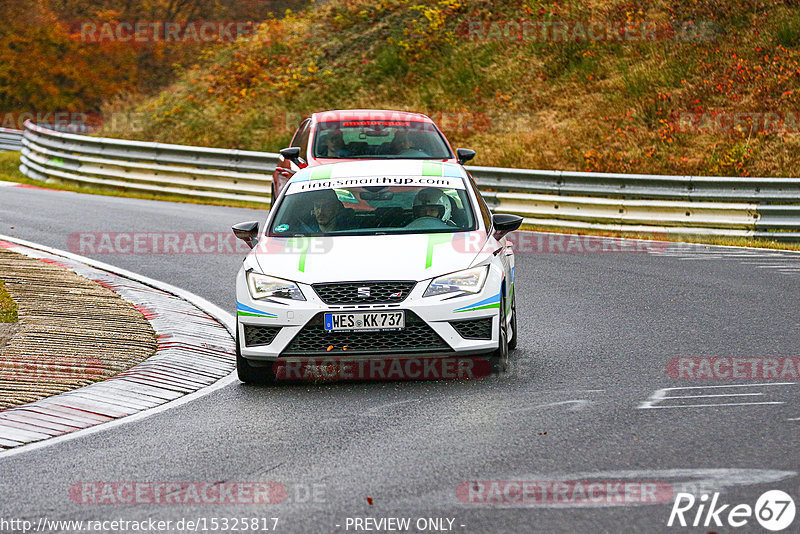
(235, 269, 503, 362)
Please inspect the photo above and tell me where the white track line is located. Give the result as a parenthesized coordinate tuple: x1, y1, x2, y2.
(644, 402, 784, 409)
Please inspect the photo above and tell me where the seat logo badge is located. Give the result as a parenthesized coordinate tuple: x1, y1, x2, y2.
(358, 287, 371, 298)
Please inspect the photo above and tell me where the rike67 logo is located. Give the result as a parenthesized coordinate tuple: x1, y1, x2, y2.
(668, 490, 796, 531)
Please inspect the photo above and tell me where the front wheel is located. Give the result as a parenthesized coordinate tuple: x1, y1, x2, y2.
(236, 331, 275, 384)
(488, 293, 509, 374)
(508, 288, 518, 351)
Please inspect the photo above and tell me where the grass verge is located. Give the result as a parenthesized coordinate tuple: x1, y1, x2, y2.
(0, 281, 18, 323)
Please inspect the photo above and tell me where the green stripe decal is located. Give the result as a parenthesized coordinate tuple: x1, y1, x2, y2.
(422, 161, 443, 176)
(311, 166, 333, 180)
(454, 292, 501, 313)
(455, 303, 500, 313)
(238, 311, 270, 318)
(290, 237, 309, 272)
(237, 301, 277, 318)
(425, 234, 451, 269)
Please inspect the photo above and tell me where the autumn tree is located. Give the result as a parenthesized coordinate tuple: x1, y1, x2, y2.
(0, 0, 307, 115)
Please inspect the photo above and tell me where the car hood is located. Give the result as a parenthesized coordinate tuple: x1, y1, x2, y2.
(252, 232, 488, 284)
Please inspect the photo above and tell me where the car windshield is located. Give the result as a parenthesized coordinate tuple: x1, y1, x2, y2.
(269, 181, 476, 237)
(311, 120, 453, 159)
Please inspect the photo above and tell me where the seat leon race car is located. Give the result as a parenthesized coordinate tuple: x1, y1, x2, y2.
(232, 160, 521, 383)
(272, 109, 477, 199)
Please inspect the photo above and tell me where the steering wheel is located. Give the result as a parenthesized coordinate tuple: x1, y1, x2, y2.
(399, 148, 428, 157)
(405, 216, 452, 229)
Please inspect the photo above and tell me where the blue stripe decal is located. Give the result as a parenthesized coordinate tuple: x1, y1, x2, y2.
(453, 292, 501, 313)
(291, 170, 311, 183)
(443, 163, 463, 178)
(236, 301, 277, 318)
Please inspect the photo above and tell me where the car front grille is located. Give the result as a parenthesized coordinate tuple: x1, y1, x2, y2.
(312, 281, 415, 305)
(283, 311, 448, 355)
(244, 325, 282, 347)
(450, 318, 493, 340)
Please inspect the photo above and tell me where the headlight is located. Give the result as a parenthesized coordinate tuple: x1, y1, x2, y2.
(423, 266, 488, 297)
(247, 272, 305, 301)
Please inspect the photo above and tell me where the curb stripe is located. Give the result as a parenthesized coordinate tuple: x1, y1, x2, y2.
(0, 235, 236, 458)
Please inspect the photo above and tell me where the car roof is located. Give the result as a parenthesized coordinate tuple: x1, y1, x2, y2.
(311, 109, 435, 124)
(288, 160, 467, 185)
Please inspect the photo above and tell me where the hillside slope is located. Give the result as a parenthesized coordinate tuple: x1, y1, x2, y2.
(104, 0, 800, 177)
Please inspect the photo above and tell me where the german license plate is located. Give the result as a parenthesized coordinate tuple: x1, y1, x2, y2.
(324, 311, 405, 332)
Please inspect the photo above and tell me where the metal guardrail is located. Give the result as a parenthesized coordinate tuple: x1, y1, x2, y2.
(468, 167, 800, 240)
(0, 128, 23, 152)
(19, 121, 278, 204)
(16, 121, 800, 241)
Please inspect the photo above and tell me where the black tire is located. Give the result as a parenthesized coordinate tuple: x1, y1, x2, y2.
(508, 287, 518, 351)
(236, 331, 275, 384)
(488, 293, 509, 374)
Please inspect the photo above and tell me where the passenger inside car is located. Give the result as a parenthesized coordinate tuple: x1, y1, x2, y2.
(321, 131, 350, 158)
(302, 190, 356, 232)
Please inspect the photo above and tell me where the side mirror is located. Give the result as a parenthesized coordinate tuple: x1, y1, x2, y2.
(280, 147, 302, 165)
(491, 213, 523, 240)
(456, 148, 476, 165)
(232, 221, 260, 249)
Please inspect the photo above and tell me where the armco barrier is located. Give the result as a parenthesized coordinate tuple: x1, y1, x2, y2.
(16, 121, 800, 241)
(19, 121, 277, 204)
(0, 128, 23, 152)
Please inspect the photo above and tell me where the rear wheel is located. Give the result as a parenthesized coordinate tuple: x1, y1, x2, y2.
(488, 293, 509, 374)
(236, 330, 275, 384)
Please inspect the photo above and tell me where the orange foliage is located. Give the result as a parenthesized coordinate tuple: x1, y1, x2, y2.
(0, 0, 306, 114)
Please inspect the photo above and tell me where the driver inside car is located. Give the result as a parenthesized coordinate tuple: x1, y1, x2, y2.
(391, 131, 428, 157)
(411, 188, 456, 226)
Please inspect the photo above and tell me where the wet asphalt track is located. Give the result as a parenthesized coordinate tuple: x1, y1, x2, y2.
(0, 185, 798, 533)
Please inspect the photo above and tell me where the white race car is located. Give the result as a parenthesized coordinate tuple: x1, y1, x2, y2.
(232, 160, 521, 383)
